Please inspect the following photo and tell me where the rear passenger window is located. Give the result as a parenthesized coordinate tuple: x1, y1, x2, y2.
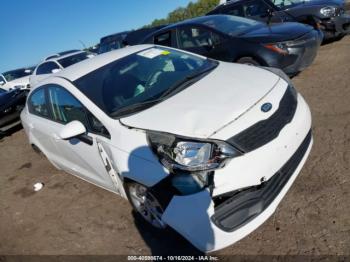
(154, 31, 172, 47)
(28, 88, 49, 117)
(222, 5, 245, 16)
(244, 0, 270, 17)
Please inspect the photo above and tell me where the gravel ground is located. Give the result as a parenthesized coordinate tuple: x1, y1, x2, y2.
(0, 36, 349, 257)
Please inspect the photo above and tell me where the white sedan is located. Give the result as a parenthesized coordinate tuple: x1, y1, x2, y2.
(21, 45, 313, 252)
(29, 50, 93, 87)
(0, 67, 33, 91)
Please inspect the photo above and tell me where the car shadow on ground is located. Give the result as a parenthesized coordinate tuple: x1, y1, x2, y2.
(131, 210, 204, 256)
(0, 123, 22, 140)
(322, 35, 346, 45)
(121, 145, 210, 256)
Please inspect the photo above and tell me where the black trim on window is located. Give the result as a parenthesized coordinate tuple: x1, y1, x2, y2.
(27, 86, 53, 120)
(28, 84, 111, 139)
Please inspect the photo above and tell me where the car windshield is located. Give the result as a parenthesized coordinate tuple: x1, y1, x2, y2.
(74, 47, 217, 118)
(272, 0, 305, 9)
(198, 15, 262, 36)
(58, 52, 90, 68)
(3, 68, 32, 82)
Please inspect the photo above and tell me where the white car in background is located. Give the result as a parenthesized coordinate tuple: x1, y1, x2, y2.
(21, 45, 313, 252)
(0, 67, 34, 91)
(43, 49, 81, 61)
(30, 50, 93, 87)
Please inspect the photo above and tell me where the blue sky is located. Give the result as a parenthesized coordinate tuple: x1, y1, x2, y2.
(0, 0, 192, 72)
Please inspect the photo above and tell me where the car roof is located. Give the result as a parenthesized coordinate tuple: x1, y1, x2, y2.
(208, 0, 265, 13)
(54, 44, 154, 82)
(44, 50, 85, 63)
(153, 15, 256, 33)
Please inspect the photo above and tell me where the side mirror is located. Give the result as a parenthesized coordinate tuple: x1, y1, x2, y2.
(51, 68, 61, 74)
(59, 120, 86, 140)
(0, 80, 4, 85)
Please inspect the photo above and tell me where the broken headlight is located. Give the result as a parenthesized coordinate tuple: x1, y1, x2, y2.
(147, 131, 242, 195)
(147, 131, 241, 172)
(320, 6, 336, 17)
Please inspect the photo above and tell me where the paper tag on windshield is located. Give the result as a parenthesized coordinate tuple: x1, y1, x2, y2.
(137, 48, 169, 59)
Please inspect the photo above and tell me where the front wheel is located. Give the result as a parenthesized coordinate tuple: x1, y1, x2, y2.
(236, 57, 261, 66)
(125, 182, 167, 229)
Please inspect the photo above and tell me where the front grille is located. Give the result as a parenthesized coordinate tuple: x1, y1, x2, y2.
(211, 130, 312, 232)
(227, 86, 297, 153)
(336, 7, 345, 16)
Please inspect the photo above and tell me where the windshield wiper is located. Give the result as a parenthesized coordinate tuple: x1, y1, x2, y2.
(110, 99, 161, 118)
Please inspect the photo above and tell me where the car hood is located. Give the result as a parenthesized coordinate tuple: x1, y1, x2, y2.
(120, 62, 280, 139)
(8, 75, 30, 86)
(241, 22, 313, 43)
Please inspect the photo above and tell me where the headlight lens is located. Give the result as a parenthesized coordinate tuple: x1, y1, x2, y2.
(147, 131, 242, 195)
(264, 42, 289, 55)
(320, 6, 336, 17)
(147, 131, 241, 172)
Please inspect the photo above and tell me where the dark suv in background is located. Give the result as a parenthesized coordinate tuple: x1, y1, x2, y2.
(98, 26, 166, 54)
(207, 0, 350, 40)
(98, 31, 130, 54)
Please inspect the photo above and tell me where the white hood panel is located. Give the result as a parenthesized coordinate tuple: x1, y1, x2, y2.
(121, 63, 280, 139)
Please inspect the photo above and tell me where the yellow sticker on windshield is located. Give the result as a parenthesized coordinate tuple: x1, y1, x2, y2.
(137, 48, 170, 59)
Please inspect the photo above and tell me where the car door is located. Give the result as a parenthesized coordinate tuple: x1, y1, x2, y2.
(176, 25, 229, 61)
(30, 61, 61, 87)
(27, 87, 63, 166)
(45, 84, 122, 193)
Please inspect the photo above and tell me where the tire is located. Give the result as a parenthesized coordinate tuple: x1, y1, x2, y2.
(236, 57, 261, 66)
(125, 181, 167, 229)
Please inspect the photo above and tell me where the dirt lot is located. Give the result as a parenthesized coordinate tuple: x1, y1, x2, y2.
(0, 36, 349, 257)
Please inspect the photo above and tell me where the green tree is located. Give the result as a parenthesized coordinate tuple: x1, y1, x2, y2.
(146, 0, 219, 28)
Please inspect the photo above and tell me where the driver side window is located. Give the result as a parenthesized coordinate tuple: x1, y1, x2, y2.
(178, 27, 220, 49)
(47, 85, 110, 138)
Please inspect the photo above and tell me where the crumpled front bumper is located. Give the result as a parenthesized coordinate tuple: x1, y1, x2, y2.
(160, 92, 313, 252)
(322, 14, 350, 36)
(162, 133, 313, 252)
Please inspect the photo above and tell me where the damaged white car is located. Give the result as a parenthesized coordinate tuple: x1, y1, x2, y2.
(21, 45, 313, 252)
